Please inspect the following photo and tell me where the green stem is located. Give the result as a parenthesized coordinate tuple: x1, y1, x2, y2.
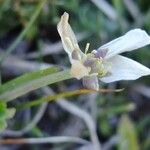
(0, 69, 72, 102)
(17, 88, 123, 110)
(17, 89, 96, 110)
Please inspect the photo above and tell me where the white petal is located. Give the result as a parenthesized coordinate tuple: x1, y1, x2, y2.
(70, 60, 91, 80)
(101, 55, 150, 83)
(98, 29, 150, 59)
(57, 12, 82, 61)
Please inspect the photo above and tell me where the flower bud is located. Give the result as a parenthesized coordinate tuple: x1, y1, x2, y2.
(82, 75, 99, 91)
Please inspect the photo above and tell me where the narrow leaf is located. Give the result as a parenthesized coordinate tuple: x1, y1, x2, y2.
(0, 101, 16, 131)
(118, 115, 140, 150)
(0, 68, 72, 102)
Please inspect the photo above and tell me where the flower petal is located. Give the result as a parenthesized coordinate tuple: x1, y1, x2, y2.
(98, 29, 150, 59)
(101, 55, 150, 83)
(70, 60, 91, 80)
(57, 12, 82, 61)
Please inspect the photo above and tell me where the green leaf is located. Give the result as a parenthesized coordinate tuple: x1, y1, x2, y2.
(0, 67, 59, 94)
(0, 101, 7, 119)
(0, 101, 16, 131)
(0, 68, 72, 102)
(99, 116, 112, 136)
(0, 119, 7, 131)
(112, 0, 124, 16)
(118, 115, 140, 150)
(6, 108, 16, 119)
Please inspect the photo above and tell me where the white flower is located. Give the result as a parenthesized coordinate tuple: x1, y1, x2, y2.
(57, 12, 150, 90)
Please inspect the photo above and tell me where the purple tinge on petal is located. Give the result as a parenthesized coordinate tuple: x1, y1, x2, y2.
(94, 48, 108, 58)
(84, 59, 95, 67)
(71, 50, 81, 60)
(82, 75, 99, 91)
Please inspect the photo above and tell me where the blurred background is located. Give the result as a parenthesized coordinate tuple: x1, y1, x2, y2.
(0, 0, 150, 150)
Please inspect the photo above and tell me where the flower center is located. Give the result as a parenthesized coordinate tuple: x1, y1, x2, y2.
(71, 44, 111, 79)
(83, 53, 108, 77)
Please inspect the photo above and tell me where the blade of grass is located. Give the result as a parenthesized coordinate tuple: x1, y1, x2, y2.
(17, 88, 124, 110)
(0, 68, 72, 102)
(0, 67, 59, 94)
(118, 115, 140, 150)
